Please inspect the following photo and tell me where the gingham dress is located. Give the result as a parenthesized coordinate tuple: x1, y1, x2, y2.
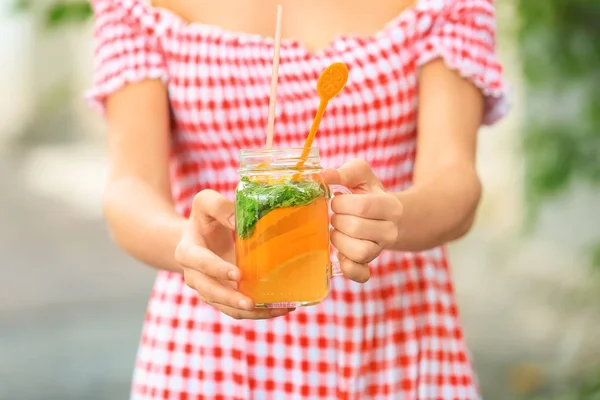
(86, 0, 508, 398)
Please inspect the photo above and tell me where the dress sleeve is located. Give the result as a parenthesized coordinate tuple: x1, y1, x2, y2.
(85, 0, 168, 116)
(415, 0, 509, 125)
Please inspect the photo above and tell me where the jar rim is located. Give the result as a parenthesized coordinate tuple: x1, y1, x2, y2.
(239, 147, 319, 156)
(238, 147, 321, 174)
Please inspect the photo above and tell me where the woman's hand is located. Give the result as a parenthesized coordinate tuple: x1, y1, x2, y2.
(174, 190, 294, 320)
(323, 159, 403, 283)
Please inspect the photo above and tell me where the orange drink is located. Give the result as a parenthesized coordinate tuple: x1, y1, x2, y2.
(235, 148, 332, 307)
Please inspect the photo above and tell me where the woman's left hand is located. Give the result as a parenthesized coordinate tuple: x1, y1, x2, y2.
(322, 159, 404, 283)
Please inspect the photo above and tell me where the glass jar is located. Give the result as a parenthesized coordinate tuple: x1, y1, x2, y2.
(235, 147, 334, 308)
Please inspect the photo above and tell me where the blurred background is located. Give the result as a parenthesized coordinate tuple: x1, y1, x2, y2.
(0, 1, 599, 399)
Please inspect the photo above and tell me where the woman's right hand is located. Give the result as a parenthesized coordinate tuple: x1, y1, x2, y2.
(174, 189, 294, 320)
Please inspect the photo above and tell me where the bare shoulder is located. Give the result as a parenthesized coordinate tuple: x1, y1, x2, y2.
(150, 0, 195, 21)
(150, 0, 173, 10)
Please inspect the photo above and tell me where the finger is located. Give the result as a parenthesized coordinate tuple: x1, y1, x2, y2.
(213, 303, 296, 320)
(331, 228, 381, 264)
(184, 269, 255, 310)
(191, 189, 236, 230)
(331, 193, 398, 220)
(321, 168, 344, 186)
(175, 240, 241, 281)
(338, 254, 370, 283)
(331, 214, 398, 249)
(322, 159, 384, 192)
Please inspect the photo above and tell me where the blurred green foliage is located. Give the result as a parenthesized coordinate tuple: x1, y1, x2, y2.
(515, 0, 600, 209)
(13, 0, 92, 27)
(512, 3, 600, 396)
(526, 367, 600, 400)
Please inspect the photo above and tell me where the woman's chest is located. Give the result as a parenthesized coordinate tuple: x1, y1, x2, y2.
(155, 0, 413, 53)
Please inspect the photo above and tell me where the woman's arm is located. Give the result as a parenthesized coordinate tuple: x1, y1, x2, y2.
(390, 58, 485, 252)
(100, 79, 291, 318)
(324, 58, 484, 280)
(102, 79, 185, 273)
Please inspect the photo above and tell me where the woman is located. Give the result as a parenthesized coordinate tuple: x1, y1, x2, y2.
(87, 0, 508, 398)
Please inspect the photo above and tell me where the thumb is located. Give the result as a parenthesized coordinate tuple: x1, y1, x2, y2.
(191, 189, 236, 232)
(322, 158, 384, 192)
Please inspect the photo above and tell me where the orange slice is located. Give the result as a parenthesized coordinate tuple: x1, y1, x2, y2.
(244, 221, 328, 278)
(248, 250, 330, 304)
(247, 196, 328, 246)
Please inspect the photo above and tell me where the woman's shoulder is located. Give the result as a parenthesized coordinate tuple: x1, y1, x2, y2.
(412, 0, 495, 15)
(86, 0, 169, 116)
(90, 0, 153, 17)
(148, 0, 195, 22)
(411, 0, 507, 125)
(89, 0, 130, 19)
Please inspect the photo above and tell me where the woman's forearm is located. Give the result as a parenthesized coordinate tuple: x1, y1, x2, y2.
(390, 164, 482, 252)
(102, 177, 186, 273)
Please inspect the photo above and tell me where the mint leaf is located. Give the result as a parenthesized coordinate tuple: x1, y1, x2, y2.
(235, 177, 326, 239)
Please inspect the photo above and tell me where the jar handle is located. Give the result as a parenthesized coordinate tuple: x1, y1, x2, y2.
(328, 184, 353, 277)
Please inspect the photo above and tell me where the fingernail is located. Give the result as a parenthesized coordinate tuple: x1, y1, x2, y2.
(229, 216, 236, 228)
(238, 299, 250, 309)
(228, 269, 240, 281)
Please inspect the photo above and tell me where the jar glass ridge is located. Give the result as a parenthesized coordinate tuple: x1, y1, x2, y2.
(238, 147, 323, 175)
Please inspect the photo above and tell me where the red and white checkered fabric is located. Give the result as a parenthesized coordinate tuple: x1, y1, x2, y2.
(86, 0, 508, 398)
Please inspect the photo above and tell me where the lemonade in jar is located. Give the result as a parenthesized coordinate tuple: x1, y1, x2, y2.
(234, 147, 332, 308)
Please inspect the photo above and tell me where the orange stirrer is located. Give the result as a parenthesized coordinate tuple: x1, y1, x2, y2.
(295, 62, 349, 170)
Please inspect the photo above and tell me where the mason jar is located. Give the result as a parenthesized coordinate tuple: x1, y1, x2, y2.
(234, 147, 341, 308)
